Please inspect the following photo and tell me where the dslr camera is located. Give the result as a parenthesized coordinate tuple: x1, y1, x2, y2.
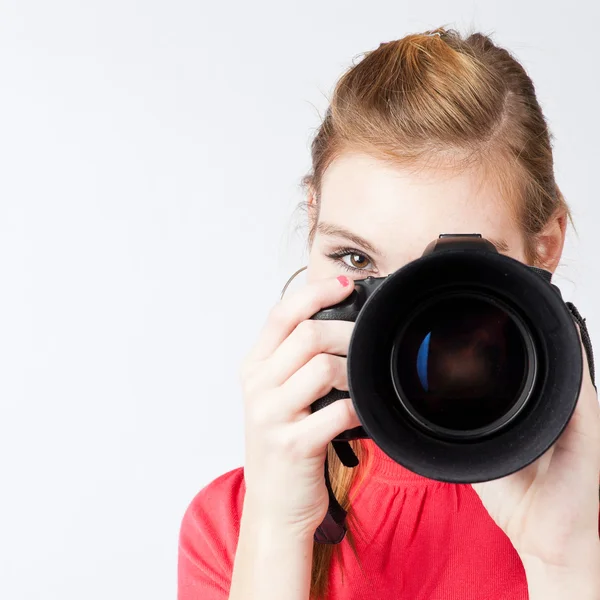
(310, 234, 591, 484)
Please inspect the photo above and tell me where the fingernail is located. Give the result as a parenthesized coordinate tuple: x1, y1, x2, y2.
(337, 275, 350, 287)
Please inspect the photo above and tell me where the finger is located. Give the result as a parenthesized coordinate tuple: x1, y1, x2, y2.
(258, 319, 354, 388)
(247, 275, 355, 363)
(269, 354, 348, 419)
(293, 396, 362, 456)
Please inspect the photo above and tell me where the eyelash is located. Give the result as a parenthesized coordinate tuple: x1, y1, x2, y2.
(325, 246, 376, 274)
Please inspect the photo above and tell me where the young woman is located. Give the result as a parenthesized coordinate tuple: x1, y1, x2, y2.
(178, 28, 600, 599)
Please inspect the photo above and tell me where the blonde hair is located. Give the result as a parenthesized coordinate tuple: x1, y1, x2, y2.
(300, 27, 571, 599)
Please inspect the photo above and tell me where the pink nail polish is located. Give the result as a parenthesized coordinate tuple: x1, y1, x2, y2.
(337, 275, 350, 287)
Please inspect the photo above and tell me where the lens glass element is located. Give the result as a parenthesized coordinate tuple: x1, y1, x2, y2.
(392, 294, 531, 433)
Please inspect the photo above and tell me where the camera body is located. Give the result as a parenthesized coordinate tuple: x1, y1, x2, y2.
(309, 234, 582, 484)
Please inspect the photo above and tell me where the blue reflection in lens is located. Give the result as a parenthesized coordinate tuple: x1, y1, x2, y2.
(417, 331, 432, 392)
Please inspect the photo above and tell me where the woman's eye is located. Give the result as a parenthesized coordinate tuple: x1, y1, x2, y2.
(326, 249, 375, 273)
(325, 248, 377, 273)
(342, 253, 371, 270)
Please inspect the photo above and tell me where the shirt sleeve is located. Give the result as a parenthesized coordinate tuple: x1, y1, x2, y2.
(177, 467, 246, 600)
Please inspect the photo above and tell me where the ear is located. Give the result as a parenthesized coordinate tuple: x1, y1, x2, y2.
(306, 186, 319, 246)
(533, 208, 567, 273)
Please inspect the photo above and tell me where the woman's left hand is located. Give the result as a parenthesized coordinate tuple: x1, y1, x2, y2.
(471, 327, 600, 571)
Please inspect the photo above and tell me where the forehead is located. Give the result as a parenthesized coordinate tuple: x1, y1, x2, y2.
(318, 152, 522, 258)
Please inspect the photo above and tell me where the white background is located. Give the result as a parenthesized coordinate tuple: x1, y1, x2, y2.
(1, 1, 599, 598)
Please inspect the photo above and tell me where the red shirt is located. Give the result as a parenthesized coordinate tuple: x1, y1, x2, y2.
(178, 438, 530, 599)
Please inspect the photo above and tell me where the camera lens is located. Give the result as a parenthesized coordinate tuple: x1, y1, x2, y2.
(390, 293, 536, 438)
(342, 246, 581, 482)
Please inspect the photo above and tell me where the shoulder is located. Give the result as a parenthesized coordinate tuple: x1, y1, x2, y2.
(186, 466, 245, 516)
(179, 466, 246, 557)
(178, 467, 246, 599)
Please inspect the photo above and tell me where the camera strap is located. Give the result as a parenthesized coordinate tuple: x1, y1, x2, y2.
(530, 266, 596, 388)
(313, 441, 359, 544)
(314, 267, 596, 545)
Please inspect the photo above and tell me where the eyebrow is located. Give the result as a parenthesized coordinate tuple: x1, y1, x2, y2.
(316, 221, 510, 254)
(316, 222, 383, 256)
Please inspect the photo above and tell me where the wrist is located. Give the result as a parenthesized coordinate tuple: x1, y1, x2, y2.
(231, 497, 315, 600)
(241, 496, 319, 545)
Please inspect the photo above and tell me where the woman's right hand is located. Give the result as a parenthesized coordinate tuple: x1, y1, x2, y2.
(238, 274, 362, 540)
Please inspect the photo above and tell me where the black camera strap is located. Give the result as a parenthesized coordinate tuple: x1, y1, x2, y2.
(314, 441, 359, 544)
(530, 266, 596, 387)
(566, 301, 596, 387)
(314, 267, 596, 545)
